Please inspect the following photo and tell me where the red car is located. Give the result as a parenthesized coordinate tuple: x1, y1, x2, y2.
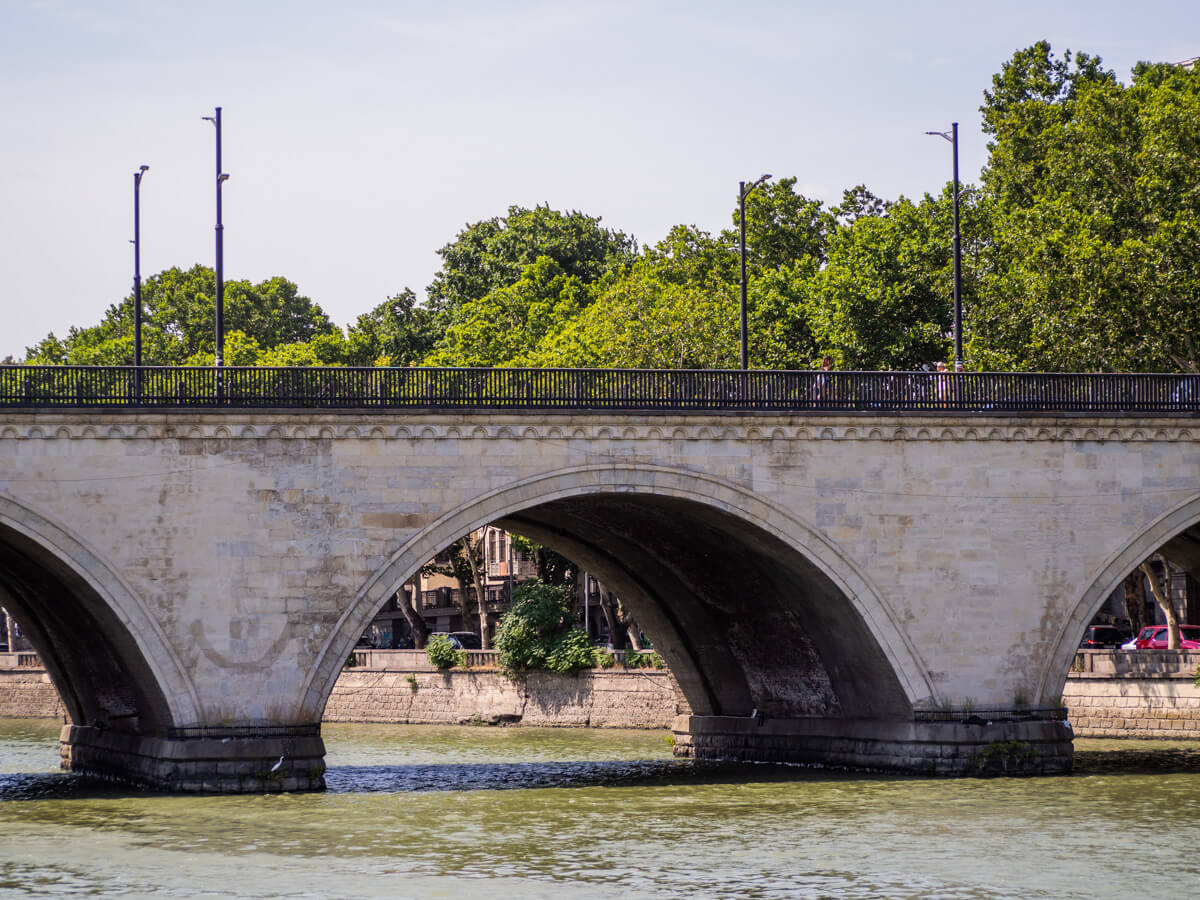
(1134, 624, 1200, 649)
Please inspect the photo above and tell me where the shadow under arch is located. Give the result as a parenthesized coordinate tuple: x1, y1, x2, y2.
(0, 493, 200, 734)
(306, 464, 934, 724)
(1039, 491, 1200, 704)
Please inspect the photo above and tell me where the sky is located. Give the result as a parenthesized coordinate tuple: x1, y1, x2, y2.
(2, 0, 1198, 360)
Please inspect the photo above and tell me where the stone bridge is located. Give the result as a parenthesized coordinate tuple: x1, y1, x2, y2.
(2, 402, 1199, 789)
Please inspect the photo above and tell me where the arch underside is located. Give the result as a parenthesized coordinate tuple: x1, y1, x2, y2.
(0, 522, 173, 737)
(319, 467, 921, 726)
(498, 493, 910, 720)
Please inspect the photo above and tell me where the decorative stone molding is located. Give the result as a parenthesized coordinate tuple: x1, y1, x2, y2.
(1, 415, 1198, 444)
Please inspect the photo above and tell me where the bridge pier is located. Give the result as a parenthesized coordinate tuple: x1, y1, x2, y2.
(59, 725, 327, 793)
(672, 715, 1073, 776)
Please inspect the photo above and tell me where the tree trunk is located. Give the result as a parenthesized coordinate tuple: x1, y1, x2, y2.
(461, 532, 490, 649)
(1123, 572, 1147, 635)
(399, 580, 428, 649)
(626, 620, 644, 651)
(1141, 557, 1181, 649)
(597, 587, 624, 649)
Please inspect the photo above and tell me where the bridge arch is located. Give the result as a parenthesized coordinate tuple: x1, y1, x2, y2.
(304, 464, 935, 723)
(1041, 490, 1200, 703)
(0, 493, 200, 733)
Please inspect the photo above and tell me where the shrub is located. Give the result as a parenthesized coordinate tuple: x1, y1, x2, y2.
(495, 579, 594, 677)
(623, 649, 664, 669)
(546, 628, 596, 674)
(426, 633, 465, 669)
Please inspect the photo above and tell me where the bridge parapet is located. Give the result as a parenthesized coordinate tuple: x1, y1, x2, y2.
(2, 365, 1198, 414)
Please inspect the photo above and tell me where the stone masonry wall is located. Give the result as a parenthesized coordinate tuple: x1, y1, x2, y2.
(1065, 651, 1200, 738)
(0, 660, 684, 729)
(0, 669, 66, 719)
(1064, 677, 1200, 738)
(323, 667, 684, 728)
(10, 655, 1200, 738)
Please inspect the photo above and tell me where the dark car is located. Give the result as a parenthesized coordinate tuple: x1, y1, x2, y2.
(435, 631, 482, 650)
(1079, 625, 1132, 649)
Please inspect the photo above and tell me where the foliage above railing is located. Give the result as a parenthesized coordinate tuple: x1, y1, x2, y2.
(2, 365, 1199, 413)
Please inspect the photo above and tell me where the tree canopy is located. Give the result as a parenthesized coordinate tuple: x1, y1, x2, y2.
(26, 266, 338, 366)
(23, 43, 1200, 376)
(971, 44, 1200, 371)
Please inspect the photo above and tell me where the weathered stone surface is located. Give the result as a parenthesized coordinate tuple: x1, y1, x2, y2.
(59, 724, 326, 793)
(324, 666, 682, 728)
(673, 715, 1074, 776)
(1065, 653, 1200, 738)
(0, 669, 66, 719)
(2, 409, 1199, 789)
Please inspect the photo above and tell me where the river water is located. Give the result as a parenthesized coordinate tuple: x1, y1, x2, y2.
(2, 718, 1200, 899)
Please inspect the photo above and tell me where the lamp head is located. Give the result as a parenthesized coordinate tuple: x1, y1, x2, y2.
(218, 173, 230, 183)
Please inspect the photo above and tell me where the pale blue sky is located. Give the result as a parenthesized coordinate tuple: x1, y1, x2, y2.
(2, 0, 1196, 358)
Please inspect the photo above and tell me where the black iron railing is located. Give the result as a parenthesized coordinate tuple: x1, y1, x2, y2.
(1, 365, 1198, 413)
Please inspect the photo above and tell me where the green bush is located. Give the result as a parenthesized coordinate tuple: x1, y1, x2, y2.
(495, 580, 595, 677)
(426, 633, 466, 669)
(623, 649, 664, 669)
(546, 628, 596, 674)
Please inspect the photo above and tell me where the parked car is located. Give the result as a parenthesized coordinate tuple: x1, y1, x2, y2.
(1134, 624, 1200, 650)
(1079, 625, 1132, 649)
(432, 631, 482, 650)
(1120, 627, 1152, 650)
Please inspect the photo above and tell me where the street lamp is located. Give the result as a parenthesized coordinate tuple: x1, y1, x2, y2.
(132, 165, 149, 398)
(739, 173, 772, 370)
(202, 107, 230, 396)
(925, 123, 963, 372)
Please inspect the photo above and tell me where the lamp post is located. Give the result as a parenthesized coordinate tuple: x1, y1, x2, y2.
(132, 164, 149, 400)
(925, 123, 963, 372)
(202, 107, 230, 397)
(738, 174, 772, 370)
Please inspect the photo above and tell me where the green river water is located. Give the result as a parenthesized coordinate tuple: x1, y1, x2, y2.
(2, 718, 1200, 899)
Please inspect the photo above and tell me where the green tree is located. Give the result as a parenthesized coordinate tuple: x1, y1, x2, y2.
(971, 45, 1200, 372)
(344, 289, 437, 367)
(426, 205, 637, 320)
(803, 193, 958, 370)
(723, 176, 835, 271)
(528, 261, 740, 369)
(425, 257, 589, 366)
(25, 265, 337, 365)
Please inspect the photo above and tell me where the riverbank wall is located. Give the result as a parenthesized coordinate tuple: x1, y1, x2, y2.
(0, 665, 66, 719)
(324, 666, 684, 727)
(1063, 650, 1200, 738)
(5, 650, 1200, 737)
(0, 649, 685, 729)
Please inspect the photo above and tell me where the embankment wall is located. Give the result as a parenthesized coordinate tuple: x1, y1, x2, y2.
(0, 659, 684, 729)
(1063, 650, 1200, 738)
(6, 651, 1200, 737)
(323, 666, 684, 728)
(0, 669, 66, 719)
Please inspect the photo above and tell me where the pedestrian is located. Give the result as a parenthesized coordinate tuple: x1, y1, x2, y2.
(814, 356, 834, 404)
(934, 361, 950, 405)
